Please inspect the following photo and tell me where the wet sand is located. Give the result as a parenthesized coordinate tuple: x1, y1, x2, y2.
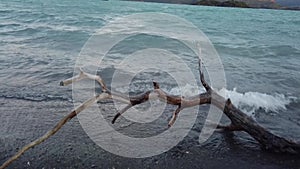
(1, 98, 300, 169)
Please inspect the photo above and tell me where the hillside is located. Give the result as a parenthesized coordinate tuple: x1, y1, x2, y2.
(125, 0, 299, 9)
(230, 0, 280, 8)
(192, 0, 249, 8)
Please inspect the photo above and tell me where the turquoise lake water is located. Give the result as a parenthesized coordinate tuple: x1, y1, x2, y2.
(0, 0, 300, 168)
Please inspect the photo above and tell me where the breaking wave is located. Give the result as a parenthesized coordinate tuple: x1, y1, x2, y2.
(168, 84, 297, 116)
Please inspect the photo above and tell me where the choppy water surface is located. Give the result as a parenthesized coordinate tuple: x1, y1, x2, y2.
(0, 0, 300, 168)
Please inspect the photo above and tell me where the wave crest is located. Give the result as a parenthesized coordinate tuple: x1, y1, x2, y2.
(220, 88, 297, 116)
(168, 84, 297, 116)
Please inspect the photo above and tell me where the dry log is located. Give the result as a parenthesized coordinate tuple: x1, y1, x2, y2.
(1, 58, 300, 169)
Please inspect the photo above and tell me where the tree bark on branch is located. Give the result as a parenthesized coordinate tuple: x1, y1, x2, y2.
(1, 59, 299, 169)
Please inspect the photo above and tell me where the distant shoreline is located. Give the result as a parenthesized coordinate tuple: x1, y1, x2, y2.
(191, 3, 300, 11)
(124, 0, 300, 11)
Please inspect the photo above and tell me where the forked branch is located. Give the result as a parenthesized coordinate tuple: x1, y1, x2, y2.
(1, 59, 300, 169)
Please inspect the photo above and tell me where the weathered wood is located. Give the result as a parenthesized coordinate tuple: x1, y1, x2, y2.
(197, 56, 300, 154)
(1, 59, 300, 169)
(0, 93, 110, 169)
(221, 98, 300, 153)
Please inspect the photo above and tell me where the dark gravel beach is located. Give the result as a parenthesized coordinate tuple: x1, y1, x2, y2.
(1, 97, 300, 169)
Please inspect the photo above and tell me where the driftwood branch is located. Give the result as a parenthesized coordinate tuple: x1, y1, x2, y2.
(0, 93, 110, 169)
(198, 58, 211, 92)
(60, 68, 109, 92)
(168, 106, 182, 127)
(1, 59, 300, 169)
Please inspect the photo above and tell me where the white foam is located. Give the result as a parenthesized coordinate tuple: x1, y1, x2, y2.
(168, 84, 296, 116)
(113, 83, 297, 117)
(168, 84, 205, 97)
(219, 88, 297, 116)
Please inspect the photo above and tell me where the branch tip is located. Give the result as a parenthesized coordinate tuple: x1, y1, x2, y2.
(168, 106, 182, 127)
(112, 113, 121, 124)
(153, 81, 160, 89)
(112, 104, 133, 124)
(226, 98, 232, 105)
(79, 67, 84, 73)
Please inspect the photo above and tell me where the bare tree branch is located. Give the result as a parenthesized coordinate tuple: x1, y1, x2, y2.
(168, 106, 183, 127)
(60, 68, 109, 92)
(198, 56, 211, 92)
(0, 93, 110, 169)
(112, 104, 133, 124)
(2, 61, 300, 169)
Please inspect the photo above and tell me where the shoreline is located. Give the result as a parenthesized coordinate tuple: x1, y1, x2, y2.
(124, 0, 300, 11)
(1, 98, 300, 168)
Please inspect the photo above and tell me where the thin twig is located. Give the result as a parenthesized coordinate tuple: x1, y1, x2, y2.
(112, 104, 133, 124)
(168, 106, 182, 127)
(0, 93, 109, 169)
(197, 48, 212, 92)
(60, 68, 109, 92)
